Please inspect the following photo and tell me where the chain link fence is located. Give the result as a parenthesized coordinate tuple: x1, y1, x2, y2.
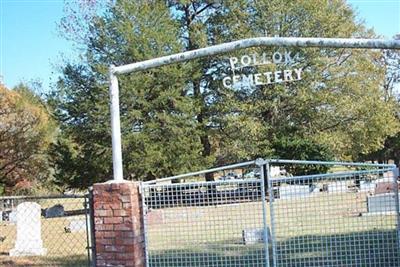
(268, 164, 400, 267)
(142, 162, 268, 267)
(141, 159, 400, 267)
(0, 195, 94, 267)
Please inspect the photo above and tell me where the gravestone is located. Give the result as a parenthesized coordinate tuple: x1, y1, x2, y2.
(375, 182, 400, 195)
(279, 185, 311, 199)
(327, 181, 348, 193)
(360, 181, 376, 192)
(242, 227, 271, 245)
(383, 171, 394, 181)
(9, 202, 47, 256)
(8, 210, 17, 223)
(367, 193, 399, 213)
(2, 210, 10, 221)
(374, 174, 394, 185)
(270, 166, 281, 177)
(45, 204, 64, 218)
(311, 184, 322, 193)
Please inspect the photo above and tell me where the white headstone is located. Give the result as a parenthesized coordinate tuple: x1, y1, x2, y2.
(9, 202, 47, 256)
(375, 177, 393, 184)
(9, 210, 17, 224)
(360, 181, 376, 192)
(270, 166, 281, 177)
(311, 185, 321, 193)
(280, 185, 311, 199)
(328, 181, 348, 193)
(383, 171, 394, 180)
(367, 193, 399, 213)
(242, 227, 271, 245)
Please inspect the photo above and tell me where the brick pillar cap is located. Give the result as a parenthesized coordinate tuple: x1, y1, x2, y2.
(94, 180, 141, 185)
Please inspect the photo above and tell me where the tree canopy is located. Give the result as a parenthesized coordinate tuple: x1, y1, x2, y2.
(0, 84, 56, 194)
(50, 0, 400, 187)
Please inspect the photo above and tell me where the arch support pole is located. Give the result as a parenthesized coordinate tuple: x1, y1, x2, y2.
(109, 66, 124, 181)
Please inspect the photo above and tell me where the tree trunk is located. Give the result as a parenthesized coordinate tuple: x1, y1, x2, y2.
(184, 4, 214, 182)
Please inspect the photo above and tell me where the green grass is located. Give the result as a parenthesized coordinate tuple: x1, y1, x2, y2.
(146, 192, 400, 266)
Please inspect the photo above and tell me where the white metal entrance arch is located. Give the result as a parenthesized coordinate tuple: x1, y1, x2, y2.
(107, 36, 400, 182)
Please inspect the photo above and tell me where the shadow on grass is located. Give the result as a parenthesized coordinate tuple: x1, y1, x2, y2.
(148, 230, 400, 267)
(0, 254, 89, 267)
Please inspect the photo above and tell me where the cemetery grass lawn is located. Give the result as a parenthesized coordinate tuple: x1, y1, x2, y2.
(147, 192, 398, 265)
(0, 198, 89, 267)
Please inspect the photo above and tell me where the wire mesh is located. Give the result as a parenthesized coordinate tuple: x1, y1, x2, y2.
(142, 178, 267, 267)
(142, 161, 400, 266)
(0, 195, 92, 267)
(269, 167, 400, 267)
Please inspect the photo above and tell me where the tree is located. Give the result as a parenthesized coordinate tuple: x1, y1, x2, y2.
(273, 137, 334, 180)
(0, 84, 56, 193)
(359, 34, 400, 165)
(52, 0, 399, 187)
(382, 34, 400, 100)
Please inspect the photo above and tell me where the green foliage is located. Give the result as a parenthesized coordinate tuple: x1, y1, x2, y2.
(360, 35, 400, 165)
(51, 0, 400, 188)
(273, 137, 334, 176)
(47, 64, 113, 187)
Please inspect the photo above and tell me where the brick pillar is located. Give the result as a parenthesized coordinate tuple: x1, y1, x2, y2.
(93, 181, 145, 267)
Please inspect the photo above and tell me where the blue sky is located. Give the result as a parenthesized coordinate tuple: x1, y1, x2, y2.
(0, 0, 399, 93)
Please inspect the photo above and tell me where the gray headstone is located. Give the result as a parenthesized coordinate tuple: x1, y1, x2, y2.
(1, 210, 10, 221)
(280, 185, 311, 199)
(242, 227, 271, 245)
(311, 184, 322, 193)
(367, 193, 399, 213)
(45, 204, 64, 218)
(9, 202, 47, 256)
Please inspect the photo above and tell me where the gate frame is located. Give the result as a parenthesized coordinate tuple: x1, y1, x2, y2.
(262, 159, 400, 267)
(139, 159, 400, 267)
(141, 159, 269, 266)
(86, 188, 96, 267)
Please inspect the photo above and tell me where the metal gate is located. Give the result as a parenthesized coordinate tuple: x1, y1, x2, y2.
(265, 159, 400, 267)
(141, 159, 400, 266)
(141, 161, 269, 266)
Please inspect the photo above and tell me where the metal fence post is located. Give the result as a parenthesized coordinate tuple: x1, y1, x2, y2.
(392, 167, 400, 249)
(259, 161, 270, 267)
(267, 162, 277, 267)
(140, 183, 149, 267)
(87, 188, 96, 267)
(84, 195, 91, 267)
